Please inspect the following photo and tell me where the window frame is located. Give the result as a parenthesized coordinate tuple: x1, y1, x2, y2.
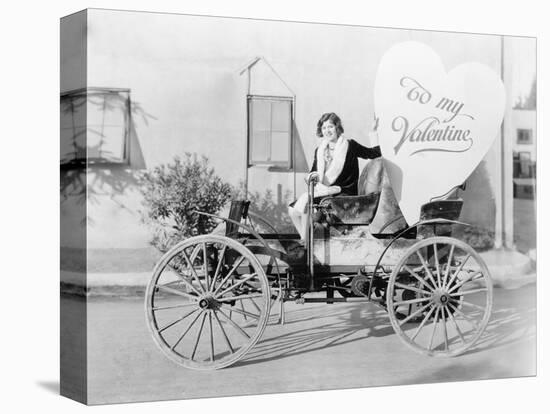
(247, 95, 294, 170)
(60, 87, 131, 168)
(516, 128, 533, 145)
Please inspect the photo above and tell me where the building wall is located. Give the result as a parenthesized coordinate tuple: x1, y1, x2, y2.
(61, 9, 509, 258)
(512, 109, 537, 160)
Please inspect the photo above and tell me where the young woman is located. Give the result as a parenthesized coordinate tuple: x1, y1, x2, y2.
(288, 112, 381, 239)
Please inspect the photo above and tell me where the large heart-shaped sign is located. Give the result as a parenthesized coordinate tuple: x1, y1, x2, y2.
(374, 41, 505, 224)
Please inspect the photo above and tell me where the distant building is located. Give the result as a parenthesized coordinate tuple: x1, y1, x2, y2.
(511, 80, 536, 199)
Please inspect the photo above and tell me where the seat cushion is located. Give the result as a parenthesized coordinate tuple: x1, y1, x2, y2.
(319, 192, 380, 225)
(420, 200, 463, 221)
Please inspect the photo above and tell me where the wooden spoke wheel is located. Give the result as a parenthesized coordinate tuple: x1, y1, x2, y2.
(145, 235, 271, 370)
(387, 236, 493, 357)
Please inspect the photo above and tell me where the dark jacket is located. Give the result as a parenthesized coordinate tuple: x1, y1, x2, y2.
(311, 139, 381, 196)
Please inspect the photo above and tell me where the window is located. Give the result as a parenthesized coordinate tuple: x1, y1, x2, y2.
(519, 151, 533, 178)
(517, 128, 533, 145)
(247, 96, 293, 168)
(514, 151, 535, 179)
(61, 87, 131, 166)
(518, 151, 531, 161)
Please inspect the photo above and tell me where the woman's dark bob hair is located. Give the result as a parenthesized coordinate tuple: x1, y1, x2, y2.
(316, 112, 344, 138)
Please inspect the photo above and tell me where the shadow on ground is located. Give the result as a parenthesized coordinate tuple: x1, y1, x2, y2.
(238, 284, 536, 367)
(237, 304, 394, 366)
(471, 307, 536, 352)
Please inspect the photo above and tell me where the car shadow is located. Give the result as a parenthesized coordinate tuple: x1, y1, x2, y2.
(237, 284, 536, 366)
(462, 302, 536, 356)
(235, 303, 394, 367)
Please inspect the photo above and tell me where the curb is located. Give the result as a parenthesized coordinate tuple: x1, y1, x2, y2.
(479, 248, 536, 289)
(61, 271, 151, 297)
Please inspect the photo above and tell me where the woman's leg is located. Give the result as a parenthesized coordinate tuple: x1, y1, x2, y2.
(288, 192, 309, 240)
(288, 205, 304, 239)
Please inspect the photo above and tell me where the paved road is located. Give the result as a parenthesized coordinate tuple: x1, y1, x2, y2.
(65, 284, 536, 404)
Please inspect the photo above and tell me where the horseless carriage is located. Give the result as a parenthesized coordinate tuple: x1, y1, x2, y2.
(145, 159, 493, 370)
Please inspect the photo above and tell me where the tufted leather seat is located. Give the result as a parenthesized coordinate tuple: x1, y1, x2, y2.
(318, 191, 380, 225)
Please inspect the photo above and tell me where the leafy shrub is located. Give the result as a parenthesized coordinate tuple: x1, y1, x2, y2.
(454, 225, 495, 251)
(232, 182, 294, 233)
(139, 154, 232, 252)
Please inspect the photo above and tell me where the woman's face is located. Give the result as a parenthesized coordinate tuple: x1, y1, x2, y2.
(321, 120, 338, 142)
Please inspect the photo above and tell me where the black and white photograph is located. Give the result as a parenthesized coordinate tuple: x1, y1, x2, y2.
(2, 0, 547, 412)
(59, 7, 537, 405)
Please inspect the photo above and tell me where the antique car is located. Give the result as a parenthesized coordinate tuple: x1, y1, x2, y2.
(145, 158, 492, 370)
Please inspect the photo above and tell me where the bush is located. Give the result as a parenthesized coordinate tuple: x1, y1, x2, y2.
(139, 154, 232, 252)
(454, 225, 495, 251)
(232, 182, 295, 233)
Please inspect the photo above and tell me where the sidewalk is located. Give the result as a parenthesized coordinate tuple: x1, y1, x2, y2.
(479, 248, 536, 289)
(61, 247, 537, 297)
